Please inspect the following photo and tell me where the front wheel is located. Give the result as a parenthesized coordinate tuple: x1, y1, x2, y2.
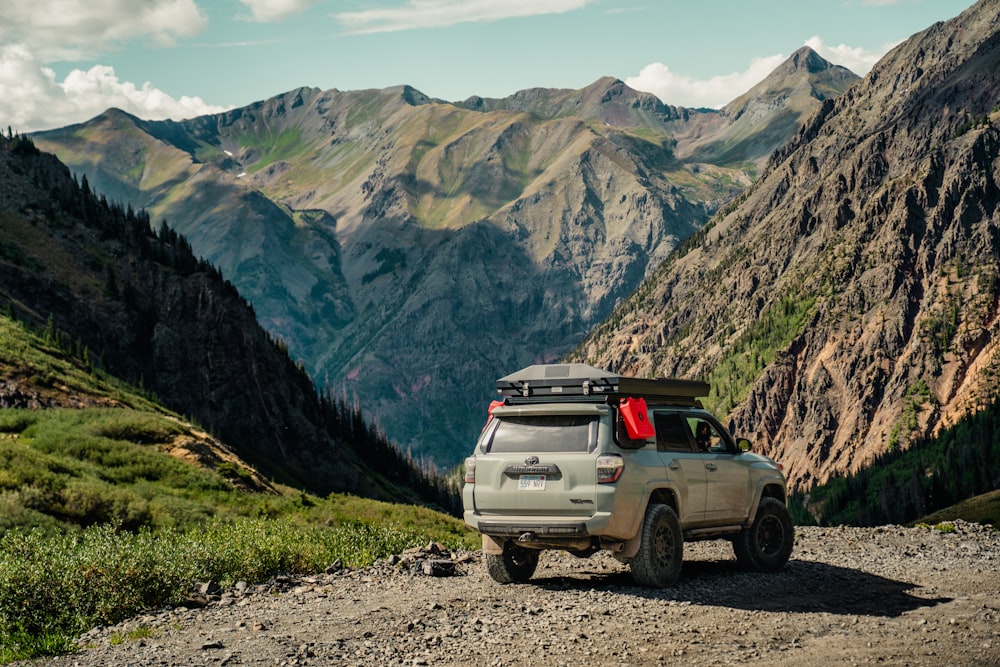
(486, 542, 540, 584)
(630, 503, 683, 588)
(733, 497, 794, 572)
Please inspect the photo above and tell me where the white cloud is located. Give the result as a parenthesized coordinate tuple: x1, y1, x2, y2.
(625, 54, 786, 110)
(238, 0, 321, 22)
(335, 0, 592, 34)
(804, 35, 898, 76)
(0, 45, 229, 132)
(0, 0, 207, 60)
(0, 0, 224, 132)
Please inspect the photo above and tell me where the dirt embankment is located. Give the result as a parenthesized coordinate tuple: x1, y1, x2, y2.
(34, 522, 1000, 667)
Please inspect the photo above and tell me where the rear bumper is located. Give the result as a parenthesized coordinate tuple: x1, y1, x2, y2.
(464, 510, 613, 536)
(477, 520, 588, 537)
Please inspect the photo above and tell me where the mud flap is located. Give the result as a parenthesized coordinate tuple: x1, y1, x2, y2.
(482, 534, 505, 555)
(618, 529, 643, 560)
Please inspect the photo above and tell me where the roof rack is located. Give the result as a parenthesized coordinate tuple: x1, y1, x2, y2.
(495, 363, 709, 406)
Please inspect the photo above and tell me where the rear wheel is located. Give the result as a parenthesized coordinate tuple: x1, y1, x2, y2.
(733, 497, 794, 572)
(630, 503, 683, 588)
(486, 542, 540, 584)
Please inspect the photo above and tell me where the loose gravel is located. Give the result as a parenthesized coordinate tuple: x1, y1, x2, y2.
(29, 522, 1000, 666)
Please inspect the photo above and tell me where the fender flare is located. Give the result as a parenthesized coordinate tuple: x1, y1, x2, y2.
(745, 474, 787, 525)
(618, 483, 683, 559)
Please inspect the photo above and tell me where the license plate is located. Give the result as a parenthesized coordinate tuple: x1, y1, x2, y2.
(518, 474, 546, 491)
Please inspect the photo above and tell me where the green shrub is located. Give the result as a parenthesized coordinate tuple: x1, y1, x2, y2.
(89, 411, 186, 444)
(0, 516, 441, 662)
(0, 413, 35, 434)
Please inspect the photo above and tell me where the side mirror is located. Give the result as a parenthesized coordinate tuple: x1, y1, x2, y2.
(737, 438, 752, 452)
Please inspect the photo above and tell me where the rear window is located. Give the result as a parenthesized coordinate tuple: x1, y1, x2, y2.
(486, 415, 598, 453)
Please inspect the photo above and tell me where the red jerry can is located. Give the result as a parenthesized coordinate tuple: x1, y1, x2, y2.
(619, 397, 654, 440)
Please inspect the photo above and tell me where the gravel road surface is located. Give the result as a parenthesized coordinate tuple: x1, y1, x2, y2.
(32, 522, 1000, 666)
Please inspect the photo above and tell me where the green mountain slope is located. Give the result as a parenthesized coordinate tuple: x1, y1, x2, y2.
(0, 306, 469, 538)
(0, 132, 455, 511)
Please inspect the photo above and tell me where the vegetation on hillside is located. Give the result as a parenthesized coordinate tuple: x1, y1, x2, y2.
(0, 307, 476, 662)
(0, 132, 478, 662)
(0, 386, 475, 662)
(702, 291, 815, 417)
(791, 396, 1000, 527)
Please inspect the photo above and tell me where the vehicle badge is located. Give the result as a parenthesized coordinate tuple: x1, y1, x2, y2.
(525, 456, 539, 465)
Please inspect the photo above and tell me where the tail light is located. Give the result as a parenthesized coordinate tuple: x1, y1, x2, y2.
(596, 454, 624, 484)
(464, 456, 476, 484)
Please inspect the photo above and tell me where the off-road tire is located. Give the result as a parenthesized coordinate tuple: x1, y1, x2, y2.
(486, 543, 540, 584)
(630, 503, 683, 588)
(733, 497, 794, 572)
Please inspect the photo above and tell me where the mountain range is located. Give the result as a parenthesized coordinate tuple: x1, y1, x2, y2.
(573, 0, 1000, 490)
(31, 45, 857, 467)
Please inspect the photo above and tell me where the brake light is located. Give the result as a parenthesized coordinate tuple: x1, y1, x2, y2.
(464, 456, 476, 484)
(596, 454, 624, 484)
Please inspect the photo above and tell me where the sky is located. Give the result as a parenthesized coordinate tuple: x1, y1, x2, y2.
(0, 0, 980, 133)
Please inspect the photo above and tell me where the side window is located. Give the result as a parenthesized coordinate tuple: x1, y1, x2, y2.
(687, 417, 727, 453)
(653, 412, 694, 452)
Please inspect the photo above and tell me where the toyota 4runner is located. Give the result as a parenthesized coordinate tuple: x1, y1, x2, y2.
(462, 363, 794, 587)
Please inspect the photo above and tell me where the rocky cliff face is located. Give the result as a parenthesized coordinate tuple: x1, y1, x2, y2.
(32, 56, 851, 466)
(573, 0, 1000, 490)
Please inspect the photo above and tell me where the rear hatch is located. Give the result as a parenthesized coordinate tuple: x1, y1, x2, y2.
(470, 404, 606, 517)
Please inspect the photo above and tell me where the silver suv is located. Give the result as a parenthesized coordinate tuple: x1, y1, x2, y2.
(462, 363, 793, 587)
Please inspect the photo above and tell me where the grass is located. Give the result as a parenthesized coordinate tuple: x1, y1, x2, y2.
(0, 311, 162, 413)
(0, 403, 476, 542)
(0, 514, 471, 663)
(0, 409, 478, 666)
(0, 312, 477, 663)
(0, 400, 477, 664)
(0, 408, 478, 663)
(913, 489, 1000, 528)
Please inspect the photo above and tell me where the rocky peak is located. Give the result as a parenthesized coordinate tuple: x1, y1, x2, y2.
(668, 44, 858, 171)
(722, 45, 857, 118)
(783, 46, 834, 75)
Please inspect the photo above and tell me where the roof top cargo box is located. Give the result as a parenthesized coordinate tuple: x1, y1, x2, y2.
(496, 363, 709, 406)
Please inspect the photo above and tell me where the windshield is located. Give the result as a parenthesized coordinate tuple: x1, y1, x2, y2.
(486, 415, 598, 453)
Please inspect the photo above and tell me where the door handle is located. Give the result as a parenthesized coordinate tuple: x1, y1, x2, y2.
(704, 463, 717, 471)
(668, 462, 681, 470)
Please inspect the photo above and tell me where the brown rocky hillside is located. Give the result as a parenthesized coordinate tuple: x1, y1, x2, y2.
(572, 0, 1000, 490)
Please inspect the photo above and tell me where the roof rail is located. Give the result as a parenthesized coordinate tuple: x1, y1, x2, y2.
(495, 363, 709, 403)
